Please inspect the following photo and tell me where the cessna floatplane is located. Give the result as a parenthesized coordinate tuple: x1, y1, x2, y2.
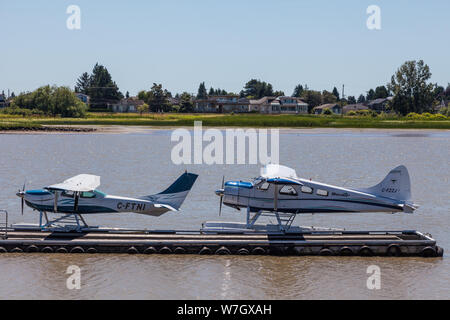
(16, 171, 198, 231)
(208, 164, 418, 233)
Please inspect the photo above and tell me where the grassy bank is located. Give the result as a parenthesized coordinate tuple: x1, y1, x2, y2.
(1, 113, 450, 129)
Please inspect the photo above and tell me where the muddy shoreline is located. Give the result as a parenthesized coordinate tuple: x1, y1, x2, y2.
(1, 124, 449, 135)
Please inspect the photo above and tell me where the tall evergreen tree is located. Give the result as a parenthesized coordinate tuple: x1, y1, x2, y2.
(147, 83, 170, 112)
(242, 79, 276, 99)
(332, 87, 340, 101)
(179, 92, 194, 113)
(292, 84, 304, 97)
(374, 86, 389, 99)
(79, 63, 123, 109)
(347, 96, 357, 104)
(75, 72, 91, 94)
(196, 82, 208, 99)
(357, 94, 366, 103)
(366, 89, 376, 101)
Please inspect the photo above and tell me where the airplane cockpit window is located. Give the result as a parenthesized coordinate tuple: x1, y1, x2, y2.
(301, 186, 313, 194)
(280, 185, 298, 196)
(61, 190, 74, 198)
(94, 190, 107, 197)
(317, 189, 329, 197)
(257, 182, 270, 191)
(81, 191, 96, 198)
(253, 179, 262, 185)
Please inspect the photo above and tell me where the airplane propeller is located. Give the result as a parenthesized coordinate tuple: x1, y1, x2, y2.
(216, 176, 225, 217)
(16, 182, 26, 216)
(74, 192, 79, 212)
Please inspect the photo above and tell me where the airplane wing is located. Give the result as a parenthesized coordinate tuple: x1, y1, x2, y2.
(266, 177, 302, 185)
(47, 174, 101, 192)
(261, 164, 298, 180)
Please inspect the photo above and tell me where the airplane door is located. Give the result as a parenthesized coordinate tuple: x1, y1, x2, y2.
(253, 182, 271, 210)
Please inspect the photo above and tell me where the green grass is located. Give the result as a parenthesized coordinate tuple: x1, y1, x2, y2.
(1, 113, 450, 129)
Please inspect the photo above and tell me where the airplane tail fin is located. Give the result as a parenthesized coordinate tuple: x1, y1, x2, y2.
(142, 172, 198, 211)
(360, 165, 412, 201)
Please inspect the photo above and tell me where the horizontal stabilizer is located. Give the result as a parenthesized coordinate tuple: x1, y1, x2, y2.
(154, 203, 178, 212)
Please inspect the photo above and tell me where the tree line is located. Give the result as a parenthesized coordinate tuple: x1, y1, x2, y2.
(3, 60, 449, 117)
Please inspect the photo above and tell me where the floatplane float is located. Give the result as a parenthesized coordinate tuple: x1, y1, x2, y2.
(15, 171, 198, 231)
(205, 164, 419, 233)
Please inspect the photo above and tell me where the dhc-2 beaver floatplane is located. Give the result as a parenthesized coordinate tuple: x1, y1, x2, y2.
(16, 171, 198, 231)
(210, 164, 418, 233)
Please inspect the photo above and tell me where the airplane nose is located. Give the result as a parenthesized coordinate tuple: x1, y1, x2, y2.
(16, 191, 25, 198)
(215, 189, 224, 196)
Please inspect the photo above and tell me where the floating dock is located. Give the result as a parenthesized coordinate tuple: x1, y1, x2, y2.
(0, 224, 444, 257)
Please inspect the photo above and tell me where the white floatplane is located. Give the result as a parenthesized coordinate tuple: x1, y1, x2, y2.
(212, 164, 418, 232)
(16, 171, 198, 230)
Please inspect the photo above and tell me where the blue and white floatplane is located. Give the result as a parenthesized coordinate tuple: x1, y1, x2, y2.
(206, 164, 418, 233)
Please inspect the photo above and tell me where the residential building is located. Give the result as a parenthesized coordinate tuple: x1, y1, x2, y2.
(249, 96, 277, 113)
(313, 103, 342, 115)
(195, 95, 250, 113)
(367, 97, 393, 113)
(109, 97, 145, 113)
(249, 96, 308, 114)
(342, 103, 368, 114)
(75, 93, 90, 105)
(167, 97, 181, 106)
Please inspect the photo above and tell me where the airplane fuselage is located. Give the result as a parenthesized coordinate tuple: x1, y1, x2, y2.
(222, 178, 407, 214)
(22, 189, 170, 217)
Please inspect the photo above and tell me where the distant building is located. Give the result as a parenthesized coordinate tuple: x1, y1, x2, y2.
(313, 103, 342, 115)
(75, 93, 90, 105)
(249, 96, 277, 113)
(367, 97, 393, 113)
(195, 95, 250, 113)
(109, 97, 145, 113)
(167, 97, 181, 106)
(342, 103, 368, 114)
(249, 96, 308, 114)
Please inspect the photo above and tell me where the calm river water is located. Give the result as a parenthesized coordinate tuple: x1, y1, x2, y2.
(0, 128, 448, 299)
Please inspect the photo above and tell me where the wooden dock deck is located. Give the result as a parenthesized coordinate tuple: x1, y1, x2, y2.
(0, 226, 444, 257)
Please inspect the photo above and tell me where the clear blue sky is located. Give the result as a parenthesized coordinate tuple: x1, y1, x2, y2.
(1, 0, 449, 98)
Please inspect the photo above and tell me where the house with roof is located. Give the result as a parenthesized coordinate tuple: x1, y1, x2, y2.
(313, 103, 342, 115)
(367, 97, 393, 113)
(342, 103, 369, 114)
(75, 93, 90, 105)
(109, 97, 145, 113)
(195, 95, 250, 113)
(249, 96, 308, 114)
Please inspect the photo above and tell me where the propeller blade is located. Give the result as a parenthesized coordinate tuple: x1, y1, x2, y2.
(54, 191, 58, 213)
(218, 176, 225, 217)
(21, 181, 26, 215)
(74, 192, 79, 212)
(219, 196, 223, 217)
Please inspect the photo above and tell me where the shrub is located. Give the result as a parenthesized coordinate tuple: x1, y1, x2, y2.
(323, 108, 332, 115)
(439, 106, 450, 117)
(355, 109, 368, 116)
(9, 85, 87, 118)
(347, 111, 357, 116)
